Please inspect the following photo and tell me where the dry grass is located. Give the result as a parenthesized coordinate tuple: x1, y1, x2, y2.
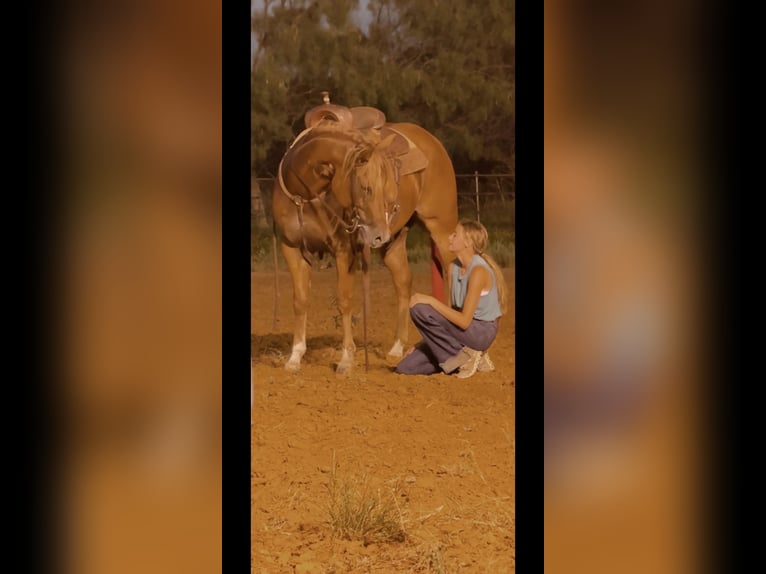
(326, 454, 406, 544)
(322, 443, 514, 570)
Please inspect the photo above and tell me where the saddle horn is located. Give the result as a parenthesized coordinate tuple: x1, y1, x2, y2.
(304, 103, 354, 130)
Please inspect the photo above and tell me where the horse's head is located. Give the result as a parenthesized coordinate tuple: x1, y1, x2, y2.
(278, 127, 356, 205)
(344, 134, 401, 248)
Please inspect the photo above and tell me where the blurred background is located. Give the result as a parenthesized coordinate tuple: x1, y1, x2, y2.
(50, 0, 705, 570)
(56, 1, 221, 573)
(544, 0, 704, 573)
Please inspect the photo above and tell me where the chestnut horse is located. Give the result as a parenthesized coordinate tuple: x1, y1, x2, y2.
(272, 101, 458, 373)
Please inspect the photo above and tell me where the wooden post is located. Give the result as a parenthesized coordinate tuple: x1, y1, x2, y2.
(474, 170, 480, 223)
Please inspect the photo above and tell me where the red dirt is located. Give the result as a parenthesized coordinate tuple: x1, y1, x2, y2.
(252, 263, 515, 573)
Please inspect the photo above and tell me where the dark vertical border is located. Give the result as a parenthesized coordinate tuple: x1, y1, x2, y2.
(223, 1, 256, 572)
(712, 1, 754, 572)
(514, 0, 538, 571)
(11, 1, 51, 572)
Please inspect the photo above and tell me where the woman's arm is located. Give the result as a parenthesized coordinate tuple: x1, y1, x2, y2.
(409, 266, 491, 330)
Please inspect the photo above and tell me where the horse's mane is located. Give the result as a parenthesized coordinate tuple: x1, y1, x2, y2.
(341, 133, 389, 191)
(293, 123, 391, 197)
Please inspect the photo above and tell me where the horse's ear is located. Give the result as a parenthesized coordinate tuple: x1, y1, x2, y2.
(313, 162, 336, 180)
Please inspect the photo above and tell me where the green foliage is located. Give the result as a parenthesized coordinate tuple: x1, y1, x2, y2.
(250, 210, 515, 270)
(251, 0, 514, 176)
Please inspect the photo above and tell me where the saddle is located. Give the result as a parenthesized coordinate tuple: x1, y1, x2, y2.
(303, 104, 385, 130)
(303, 102, 428, 176)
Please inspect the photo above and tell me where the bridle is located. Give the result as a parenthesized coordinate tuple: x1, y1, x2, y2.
(276, 130, 404, 256)
(276, 162, 363, 268)
(352, 156, 402, 232)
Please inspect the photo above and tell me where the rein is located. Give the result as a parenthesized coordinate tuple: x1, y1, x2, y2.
(277, 128, 405, 259)
(276, 156, 361, 258)
(386, 158, 402, 227)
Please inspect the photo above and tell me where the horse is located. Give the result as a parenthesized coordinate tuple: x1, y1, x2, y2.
(272, 99, 458, 373)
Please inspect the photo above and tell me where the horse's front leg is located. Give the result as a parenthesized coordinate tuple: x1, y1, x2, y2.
(382, 228, 412, 357)
(281, 242, 312, 371)
(335, 249, 356, 373)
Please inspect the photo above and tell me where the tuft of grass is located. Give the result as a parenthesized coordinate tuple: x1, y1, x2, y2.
(428, 543, 447, 574)
(251, 228, 279, 269)
(405, 241, 434, 264)
(488, 242, 515, 268)
(326, 456, 406, 544)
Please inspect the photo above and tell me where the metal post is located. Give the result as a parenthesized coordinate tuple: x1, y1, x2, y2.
(474, 171, 480, 223)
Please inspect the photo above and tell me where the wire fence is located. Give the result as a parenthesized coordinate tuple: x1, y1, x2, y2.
(251, 173, 514, 229)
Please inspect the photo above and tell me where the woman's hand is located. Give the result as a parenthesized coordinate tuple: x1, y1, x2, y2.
(409, 293, 435, 308)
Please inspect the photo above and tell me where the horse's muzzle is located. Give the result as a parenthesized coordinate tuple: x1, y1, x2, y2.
(360, 226, 391, 248)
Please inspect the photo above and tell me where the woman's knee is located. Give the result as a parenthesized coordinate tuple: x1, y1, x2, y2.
(395, 355, 418, 375)
(409, 303, 432, 324)
(395, 345, 438, 375)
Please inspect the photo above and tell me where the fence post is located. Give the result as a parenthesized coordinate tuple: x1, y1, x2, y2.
(474, 171, 480, 223)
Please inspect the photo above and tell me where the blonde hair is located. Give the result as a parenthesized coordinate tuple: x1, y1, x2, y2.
(458, 218, 509, 315)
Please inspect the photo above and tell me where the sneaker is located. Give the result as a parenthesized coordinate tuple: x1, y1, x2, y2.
(477, 352, 495, 372)
(455, 348, 482, 379)
(440, 347, 473, 374)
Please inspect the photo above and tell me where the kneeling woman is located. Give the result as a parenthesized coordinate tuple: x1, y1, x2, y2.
(396, 219, 508, 379)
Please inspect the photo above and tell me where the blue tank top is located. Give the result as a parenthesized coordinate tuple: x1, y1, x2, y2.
(450, 255, 502, 321)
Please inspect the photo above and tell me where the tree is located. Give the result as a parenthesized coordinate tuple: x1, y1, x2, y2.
(251, 0, 515, 177)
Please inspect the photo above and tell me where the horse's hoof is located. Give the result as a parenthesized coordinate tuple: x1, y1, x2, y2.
(285, 361, 301, 372)
(336, 362, 353, 374)
(387, 340, 404, 358)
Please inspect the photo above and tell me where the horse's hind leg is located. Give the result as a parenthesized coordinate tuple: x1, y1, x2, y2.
(334, 249, 356, 373)
(281, 243, 312, 371)
(382, 228, 412, 357)
(420, 217, 454, 302)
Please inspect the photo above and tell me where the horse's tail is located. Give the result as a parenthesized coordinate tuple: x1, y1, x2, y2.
(431, 239, 446, 304)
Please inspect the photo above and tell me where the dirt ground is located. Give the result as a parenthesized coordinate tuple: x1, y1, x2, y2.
(251, 262, 515, 573)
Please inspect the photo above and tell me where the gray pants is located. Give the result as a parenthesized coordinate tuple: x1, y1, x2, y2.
(395, 303, 498, 375)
